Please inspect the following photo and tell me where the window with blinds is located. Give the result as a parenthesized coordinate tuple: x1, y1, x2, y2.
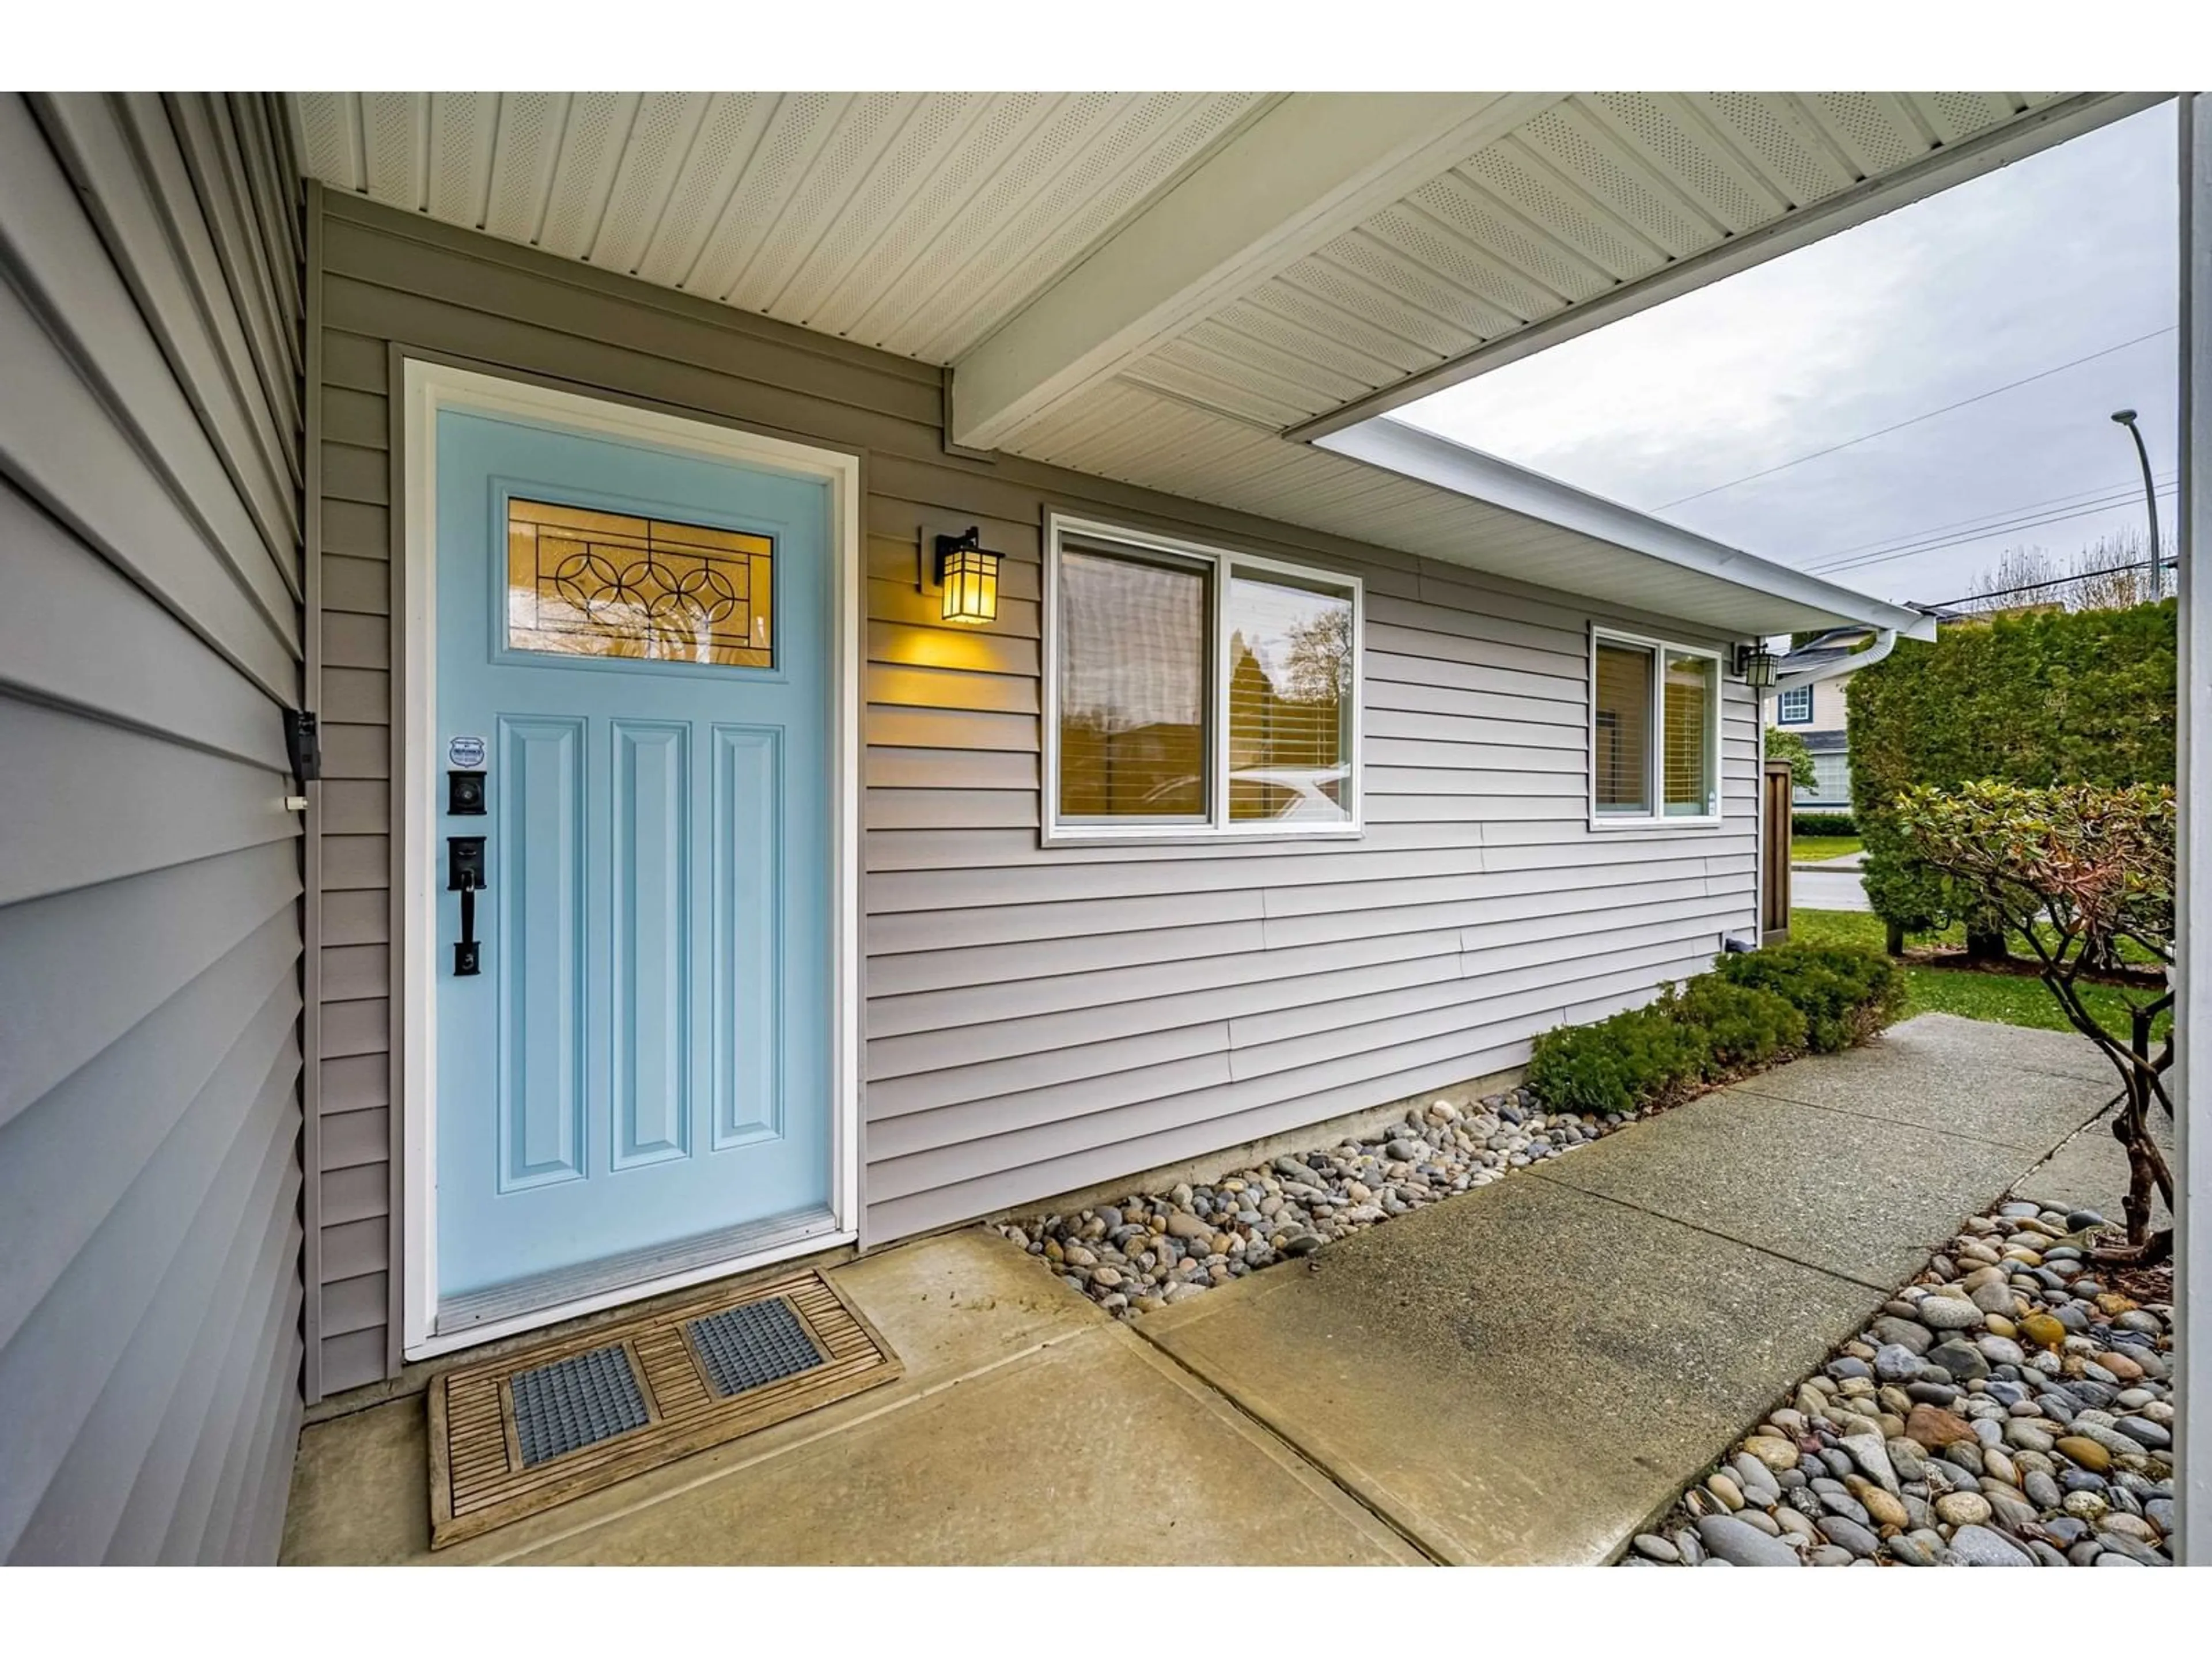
(1590, 631, 1722, 825)
(1227, 573, 1351, 825)
(1047, 520, 1361, 840)
(1775, 683, 1812, 724)
(1664, 651, 1717, 817)
(1056, 547, 1209, 822)
(1592, 640, 1654, 815)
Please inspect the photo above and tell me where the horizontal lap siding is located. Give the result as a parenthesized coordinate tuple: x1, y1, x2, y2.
(0, 95, 304, 1562)
(304, 194, 1761, 1371)
(863, 537, 1758, 1238)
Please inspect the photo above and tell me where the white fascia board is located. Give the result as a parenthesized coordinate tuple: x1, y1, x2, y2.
(1320, 416, 1940, 642)
(948, 90, 1563, 452)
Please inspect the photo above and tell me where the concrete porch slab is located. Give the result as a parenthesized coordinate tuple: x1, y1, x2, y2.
(1531, 1088, 2039, 1289)
(281, 1228, 1419, 1566)
(1136, 1172, 1878, 1565)
(1729, 1012, 2112, 1150)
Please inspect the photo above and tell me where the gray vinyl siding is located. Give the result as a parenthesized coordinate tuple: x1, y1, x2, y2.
(302, 192, 1757, 1389)
(0, 94, 304, 1563)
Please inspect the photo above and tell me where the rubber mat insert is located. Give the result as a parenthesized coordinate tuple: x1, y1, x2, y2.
(428, 1268, 899, 1548)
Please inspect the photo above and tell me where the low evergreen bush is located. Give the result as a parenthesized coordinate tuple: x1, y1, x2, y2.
(1662, 977, 1808, 1075)
(1711, 943, 1903, 1052)
(1792, 810, 1857, 838)
(1524, 1005, 1709, 1116)
(1525, 942, 1900, 1115)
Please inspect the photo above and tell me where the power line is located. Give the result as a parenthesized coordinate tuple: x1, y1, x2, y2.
(1652, 325, 2179, 511)
(1800, 470, 2177, 568)
(1925, 558, 2177, 611)
(1806, 482, 2180, 577)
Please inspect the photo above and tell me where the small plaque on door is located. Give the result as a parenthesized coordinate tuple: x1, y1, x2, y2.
(448, 735, 487, 769)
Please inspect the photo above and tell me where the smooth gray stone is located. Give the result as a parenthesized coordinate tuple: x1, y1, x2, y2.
(1947, 1524, 2032, 1566)
(2095, 1529, 2168, 1565)
(1731, 1453, 1781, 1504)
(1927, 1339, 1990, 1381)
(2113, 1416, 2171, 1449)
(1874, 1344, 1924, 1382)
(1816, 1515, 1880, 1558)
(1873, 1317, 1935, 1355)
(1884, 1532, 1944, 1566)
(1696, 1514, 1802, 1567)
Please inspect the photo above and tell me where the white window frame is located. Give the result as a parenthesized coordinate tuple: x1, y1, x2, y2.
(1775, 683, 1814, 725)
(1587, 626, 1724, 831)
(1043, 513, 1364, 845)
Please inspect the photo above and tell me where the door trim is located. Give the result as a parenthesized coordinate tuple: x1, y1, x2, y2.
(396, 359, 863, 1361)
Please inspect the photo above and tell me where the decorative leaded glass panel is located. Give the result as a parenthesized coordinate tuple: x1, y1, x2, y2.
(506, 498, 773, 668)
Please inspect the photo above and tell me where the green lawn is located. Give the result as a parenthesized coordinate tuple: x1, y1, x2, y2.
(1789, 908, 2168, 1039)
(1791, 835, 1863, 863)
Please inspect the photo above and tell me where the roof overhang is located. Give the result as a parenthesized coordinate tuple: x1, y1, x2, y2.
(285, 91, 2153, 635)
(1318, 416, 1941, 639)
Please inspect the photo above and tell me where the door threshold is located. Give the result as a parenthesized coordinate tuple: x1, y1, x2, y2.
(412, 1207, 847, 1360)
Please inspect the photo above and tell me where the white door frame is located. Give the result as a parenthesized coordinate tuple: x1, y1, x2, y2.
(396, 359, 863, 1360)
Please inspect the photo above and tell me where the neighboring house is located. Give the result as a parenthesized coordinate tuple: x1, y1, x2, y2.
(24, 88, 2135, 1565)
(1766, 626, 1876, 808)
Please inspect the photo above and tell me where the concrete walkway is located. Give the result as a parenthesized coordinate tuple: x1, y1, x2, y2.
(282, 1014, 2112, 1567)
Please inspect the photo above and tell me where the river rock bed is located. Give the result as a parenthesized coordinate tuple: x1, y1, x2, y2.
(1626, 1200, 2176, 1567)
(993, 1087, 1618, 1316)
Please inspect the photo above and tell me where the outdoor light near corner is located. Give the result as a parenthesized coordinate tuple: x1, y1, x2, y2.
(1735, 643, 1779, 688)
(934, 526, 999, 624)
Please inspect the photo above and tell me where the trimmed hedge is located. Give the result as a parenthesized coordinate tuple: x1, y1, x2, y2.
(1851, 601, 2176, 940)
(1525, 944, 1900, 1115)
(1712, 943, 1903, 1053)
(1792, 811, 1857, 838)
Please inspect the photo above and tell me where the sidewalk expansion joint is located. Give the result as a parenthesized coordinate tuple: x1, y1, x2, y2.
(1524, 1167, 1908, 1296)
(1126, 1321, 1449, 1566)
(1723, 1082, 2105, 1156)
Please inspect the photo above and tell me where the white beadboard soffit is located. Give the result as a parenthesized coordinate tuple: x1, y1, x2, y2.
(286, 91, 2143, 635)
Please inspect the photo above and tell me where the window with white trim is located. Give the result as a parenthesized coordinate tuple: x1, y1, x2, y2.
(1590, 628, 1721, 825)
(1775, 683, 1813, 724)
(1046, 517, 1361, 841)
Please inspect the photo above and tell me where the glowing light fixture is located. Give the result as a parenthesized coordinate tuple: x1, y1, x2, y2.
(934, 526, 1000, 624)
(1733, 642, 1780, 689)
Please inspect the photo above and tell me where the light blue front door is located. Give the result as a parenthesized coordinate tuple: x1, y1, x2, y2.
(433, 405, 832, 1315)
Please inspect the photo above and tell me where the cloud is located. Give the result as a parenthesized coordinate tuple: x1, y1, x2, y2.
(1397, 101, 2179, 604)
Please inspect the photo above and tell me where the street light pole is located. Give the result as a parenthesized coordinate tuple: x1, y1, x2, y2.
(2112, 408, 2164, 598)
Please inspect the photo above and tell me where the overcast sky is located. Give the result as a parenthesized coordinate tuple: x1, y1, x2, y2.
(1396, 100, 2179, 612)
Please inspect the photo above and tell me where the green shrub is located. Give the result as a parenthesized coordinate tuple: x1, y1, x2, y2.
(1662, 977, 1808, 1075)
(1524, 944, 1902, 1115)
(1792, 811, 1857, 838)
(1851, 602, 2176, 942)
(1767, 728, 1819, 793)
(1711, 943, 1903, 1052)
(1525, 1005, 1709, 1116)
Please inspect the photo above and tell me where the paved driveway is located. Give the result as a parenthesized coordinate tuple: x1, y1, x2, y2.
(1794, 866, 1869, 910)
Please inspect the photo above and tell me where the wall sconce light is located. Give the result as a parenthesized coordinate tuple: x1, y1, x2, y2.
(933, 526, 999, 624)
(1733, 642, 1780, 689)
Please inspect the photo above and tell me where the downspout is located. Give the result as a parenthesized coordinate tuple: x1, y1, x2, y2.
(1772, 627, 1899, 696)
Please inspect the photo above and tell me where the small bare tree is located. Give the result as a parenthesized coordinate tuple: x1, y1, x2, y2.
(1963, 530, 2164, 615)
(2067, 529, 2163, 611)
(1963, 546, 2059, 613)
(1895, 781, 2175, 1264)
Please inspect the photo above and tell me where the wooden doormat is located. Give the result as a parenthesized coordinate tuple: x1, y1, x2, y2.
(428, 1267, 900, 1547)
